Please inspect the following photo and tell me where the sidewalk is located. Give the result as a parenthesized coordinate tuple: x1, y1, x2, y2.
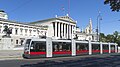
(0, 50, 23, 59)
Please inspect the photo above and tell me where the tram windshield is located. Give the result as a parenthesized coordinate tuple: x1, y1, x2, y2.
(24, 39, 31, 50)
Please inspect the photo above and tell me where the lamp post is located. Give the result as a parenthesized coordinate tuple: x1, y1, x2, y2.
(97, 11, 102, 42)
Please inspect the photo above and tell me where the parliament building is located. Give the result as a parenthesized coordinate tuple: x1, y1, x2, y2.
(0, 10, 97, 50)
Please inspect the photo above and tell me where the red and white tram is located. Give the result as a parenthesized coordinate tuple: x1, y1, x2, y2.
(23, 38, 118, 59)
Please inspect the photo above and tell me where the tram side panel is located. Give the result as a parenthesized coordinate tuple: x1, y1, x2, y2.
(52, 42, 72, 57)
(92, 44, 100, 54)
(76, 43, 89, 55)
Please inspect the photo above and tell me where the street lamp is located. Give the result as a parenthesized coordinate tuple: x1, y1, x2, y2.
(96, 11, 102, 42)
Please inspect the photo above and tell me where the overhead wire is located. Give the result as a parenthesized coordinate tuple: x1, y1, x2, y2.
(8, 0, 33, 14)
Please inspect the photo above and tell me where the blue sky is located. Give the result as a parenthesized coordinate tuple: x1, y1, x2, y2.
(0, 0, 120, 34)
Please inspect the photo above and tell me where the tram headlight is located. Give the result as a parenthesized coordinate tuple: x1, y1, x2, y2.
(30, 47, 33, 49)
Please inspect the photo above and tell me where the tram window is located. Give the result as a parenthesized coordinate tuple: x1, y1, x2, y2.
(103, 45, 109, 50)
(30, 41, 46, 52)
(92, 44, 100, 50)
(53, 42, 71, 52)
(76, 43, 88, 50)
(111, 45, 115, 50)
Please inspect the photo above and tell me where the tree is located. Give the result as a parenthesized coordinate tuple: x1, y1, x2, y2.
(100, 33, 106, 42)
(106, 34, 114, 42)
(113, 31, 119, 42)
(104, 0, 120, 12)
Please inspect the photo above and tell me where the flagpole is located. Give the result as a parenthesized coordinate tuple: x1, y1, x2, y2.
(68, 0, 70, 39)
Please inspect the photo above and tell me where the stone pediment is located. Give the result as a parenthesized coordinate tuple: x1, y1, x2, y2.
(57, 16, 76, 24)
(29, 16, 76, 24)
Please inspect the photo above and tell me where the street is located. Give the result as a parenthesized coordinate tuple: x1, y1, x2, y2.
(0, 53, 120, 67)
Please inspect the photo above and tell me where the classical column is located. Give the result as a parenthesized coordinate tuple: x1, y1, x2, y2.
(66, 24, 68, 39)
(58, 22, 60, 38)
(55, 22, 57, 38)
(69, 24, 71, 39)
(64, 23, 66, 38)
(71, 25, 73, 39)
(61, 23, 63, 38)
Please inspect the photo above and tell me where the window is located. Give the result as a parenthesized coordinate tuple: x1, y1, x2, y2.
(29, 30, 32, 36)
(15, 29, 18, 35)
(33, 30, 36, 32)
(53, 42, 71, 52)
(20, 29, 23, 35)
(92, 44, 100, 50)
(16, 40, 18, 44)
(20, 40, 24, 45)
(103, 45, 109, 50)
(25, 29, 28, 33)
(25, 39, 31, 44)
(30, 41, 46, 52)
(76, 43, 88, 51)
(111, 45, 115, 50)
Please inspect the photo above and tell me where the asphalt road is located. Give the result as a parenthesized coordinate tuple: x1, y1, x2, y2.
(0, 53, 120, 67)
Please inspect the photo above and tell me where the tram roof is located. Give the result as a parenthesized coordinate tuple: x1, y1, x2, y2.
(27, 38, 117, 45)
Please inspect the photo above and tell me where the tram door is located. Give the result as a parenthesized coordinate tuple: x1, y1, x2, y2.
(92, 44, 100, 54)
(111, 45, 115, 53)
(103, 44, 109, 53)
(76, 43, 89, 55)
(30, 41, 46, 57)
(52, 42, 71, 57)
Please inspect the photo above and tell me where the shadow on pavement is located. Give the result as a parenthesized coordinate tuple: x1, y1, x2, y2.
(21, 54, 120, 67)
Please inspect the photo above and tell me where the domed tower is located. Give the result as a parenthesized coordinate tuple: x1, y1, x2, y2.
(0, 9, 8, 19)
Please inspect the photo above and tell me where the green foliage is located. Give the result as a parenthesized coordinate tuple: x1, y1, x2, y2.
(100, 31, 120, 46)
(104, 0, 120, 12)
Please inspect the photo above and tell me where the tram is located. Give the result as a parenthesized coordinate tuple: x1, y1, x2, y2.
(23, 38, 118, 58)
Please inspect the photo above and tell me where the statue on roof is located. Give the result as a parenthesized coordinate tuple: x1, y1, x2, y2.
(0, 9, 5, 12)
(0, 9, 8, 19)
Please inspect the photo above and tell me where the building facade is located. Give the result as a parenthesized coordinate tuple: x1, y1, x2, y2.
(0, 10, 97, 49)
(30, 15, 76, 39)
